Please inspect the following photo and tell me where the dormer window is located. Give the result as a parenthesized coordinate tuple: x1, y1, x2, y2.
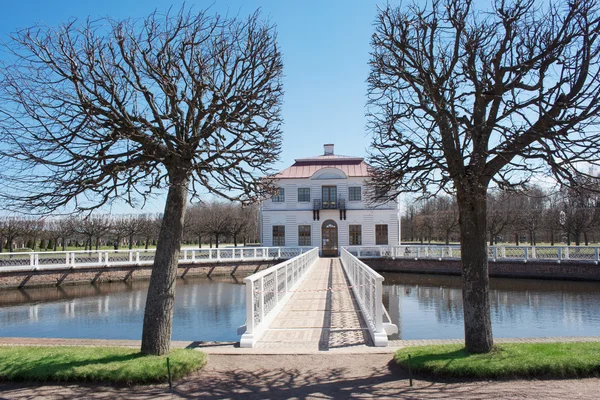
(272, 188, 285, 202)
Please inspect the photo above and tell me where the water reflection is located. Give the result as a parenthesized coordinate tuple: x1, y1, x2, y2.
(0, 277, 245, 342)
(1, 273, 599, 341)
(383, 273, 600, 340)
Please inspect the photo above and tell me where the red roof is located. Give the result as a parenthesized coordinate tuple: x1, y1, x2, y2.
(272, 155, 371, 179)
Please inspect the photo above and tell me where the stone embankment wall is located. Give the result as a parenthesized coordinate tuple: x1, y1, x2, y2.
(365, 259, 600, 281)
(0, 261, 276, 290)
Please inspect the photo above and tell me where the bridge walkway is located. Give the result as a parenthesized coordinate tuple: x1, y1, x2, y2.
(254, 257, 372, 350)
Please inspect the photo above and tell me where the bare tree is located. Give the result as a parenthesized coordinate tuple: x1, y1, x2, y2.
(76, 215, 111, 251)
(515, 187, 546, 245)
(57, 217, 76, 251)
(0, 217, 24, 253)
(543, 193, 564, 246)
(487, 191, 514, 245)
(21, 218, 45, 251)
(402, 202, 417, 242)
(414, 199, 436, 243)
(367, 0, 600, 352)
(137, 214, 162, 250)
(560, 181, 600, 245)
(46, 219, 67, 251)
(202, 202, 232, 248)
(229, 204, 251, 246)
(185, 205, 208, 247)
(433, 196, 459, 245)
(240, 203, 260, 245)
(111, 214, 141, 249)
(0, 7, 282, 355)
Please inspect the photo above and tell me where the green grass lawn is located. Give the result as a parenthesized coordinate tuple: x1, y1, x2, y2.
(0, 346, 206, 385)
(395, 342, 600, 379)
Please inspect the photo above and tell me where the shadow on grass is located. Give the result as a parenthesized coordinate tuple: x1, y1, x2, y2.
(0, 351, 152, 383)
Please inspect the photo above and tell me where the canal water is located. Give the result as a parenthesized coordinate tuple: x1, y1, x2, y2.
(0, 273, 598, 341)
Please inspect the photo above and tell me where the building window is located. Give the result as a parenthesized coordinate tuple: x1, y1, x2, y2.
(322, 186, 337, 209)
(348, 187, 361, 201)
(273, 226, 285, 246)
(375, 224, 388, 245)
(349, 225, 362, 245)
(298, 225, 311, 246)
(298, 188, 310, 202)
(272, 188, 285, 202)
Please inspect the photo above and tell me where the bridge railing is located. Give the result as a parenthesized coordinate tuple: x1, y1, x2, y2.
(240, 247, 319, 348)
(340, 248, 397, 347)
(343, 245, 600, 264)
(0, 247, 315, 271)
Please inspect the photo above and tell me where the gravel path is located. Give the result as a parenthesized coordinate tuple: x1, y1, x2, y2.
(1, 353, 598, 399)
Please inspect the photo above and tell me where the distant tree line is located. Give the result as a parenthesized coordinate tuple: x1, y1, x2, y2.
(403, 185, 600, 246)
(0, 202, 259, 252)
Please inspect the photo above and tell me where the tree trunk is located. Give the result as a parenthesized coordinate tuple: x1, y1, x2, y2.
(129, 234, 134, 250)
(198, 235, 202, 248)
(141, 173, 189, 356)
(234, 234, 238, 247)
(489, 231, 494, 246)
(215, 234, 220, 248)
(584, 232, 589, 246)
(457, 187, 493, 354)
(515, 233, 519, 246)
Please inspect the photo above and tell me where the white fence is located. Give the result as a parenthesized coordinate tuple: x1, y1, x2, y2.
(340, 248, 398, 347)
(239, 247, 319, 348)
(343, 245, 600, 264)
(0, 247, 315, 272)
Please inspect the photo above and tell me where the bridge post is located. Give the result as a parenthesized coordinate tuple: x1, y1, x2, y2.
(557, 247, 562, 263)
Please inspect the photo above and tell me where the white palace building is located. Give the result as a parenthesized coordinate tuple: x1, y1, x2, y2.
(260, 144, 400, 256)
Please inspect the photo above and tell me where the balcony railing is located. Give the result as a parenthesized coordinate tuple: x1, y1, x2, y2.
(313, 196, 346, 210)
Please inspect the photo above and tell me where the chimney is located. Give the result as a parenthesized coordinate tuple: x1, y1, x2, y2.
(324, 144, 334, 156)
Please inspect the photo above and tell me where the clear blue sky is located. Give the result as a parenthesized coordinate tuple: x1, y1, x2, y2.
(1, 0, 385, 213)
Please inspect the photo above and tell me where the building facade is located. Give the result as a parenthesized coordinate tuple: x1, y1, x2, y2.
(261, 144, 400, 255)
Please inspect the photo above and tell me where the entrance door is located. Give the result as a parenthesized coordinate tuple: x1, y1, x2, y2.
(321, 220, 338, 257)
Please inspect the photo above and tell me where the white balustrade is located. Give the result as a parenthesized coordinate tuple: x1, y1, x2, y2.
(340, 248, 397, 346)
(239, 247, 319, 348)
(343, 245, 600, 264)
(0, 247, 313, 272)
